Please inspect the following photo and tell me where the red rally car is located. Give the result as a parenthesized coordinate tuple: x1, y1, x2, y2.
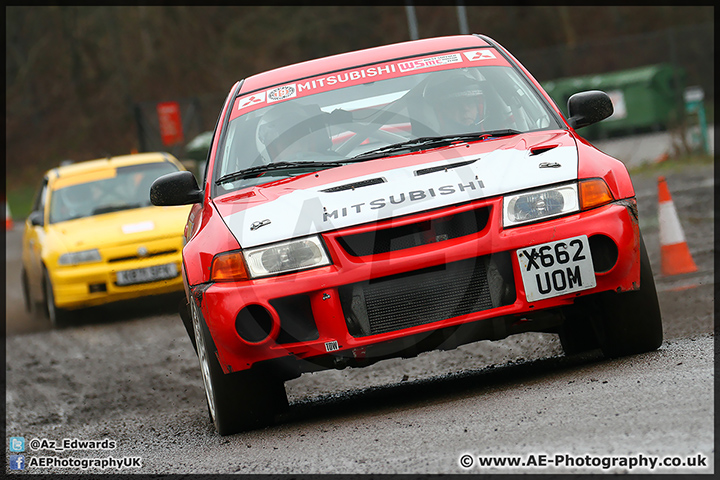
(151, 34, 662, 435)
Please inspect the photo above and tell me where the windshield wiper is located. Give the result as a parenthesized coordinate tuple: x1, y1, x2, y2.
(215, 161, 346, 185)
(350, 129, 522, 161)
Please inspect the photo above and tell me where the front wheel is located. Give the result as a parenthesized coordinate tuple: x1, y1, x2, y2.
(589, 234, 663, 358)
(43, 268, 71, 327)
(558, 303, 599, 356)
(190, 297, 288, 435)
(21, 268, 33, 313)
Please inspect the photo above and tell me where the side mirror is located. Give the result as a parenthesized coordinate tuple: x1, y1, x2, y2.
(150, 171, 203, 206)
(29, 210, 44, 227)
(567, 90, 614, 130)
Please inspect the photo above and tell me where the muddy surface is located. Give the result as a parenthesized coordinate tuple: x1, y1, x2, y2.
(4, 161, 714, 474)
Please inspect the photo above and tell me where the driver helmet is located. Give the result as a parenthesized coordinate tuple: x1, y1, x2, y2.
(423, 73, 485, 133)
(256, 102, 331, 162)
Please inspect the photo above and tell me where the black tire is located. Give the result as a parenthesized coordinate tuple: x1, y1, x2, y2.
(190, 297, 288, 435)
(557, 303, 599, 355)
(589, 234, 663, 358)
(21, 268, 33, 313)
(43, 268, 71, 327)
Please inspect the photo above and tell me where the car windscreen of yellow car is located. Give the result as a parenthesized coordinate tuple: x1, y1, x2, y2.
(49, 162, 180, 223)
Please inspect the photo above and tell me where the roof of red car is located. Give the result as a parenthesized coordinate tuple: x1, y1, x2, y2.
(240, 34, 492, 94)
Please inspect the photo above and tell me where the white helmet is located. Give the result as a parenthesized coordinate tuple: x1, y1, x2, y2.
(423, 73, 485, 133)
(256, 102, 331, 162)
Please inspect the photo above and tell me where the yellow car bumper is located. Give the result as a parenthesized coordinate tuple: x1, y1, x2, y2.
(49, 253, 184, 310)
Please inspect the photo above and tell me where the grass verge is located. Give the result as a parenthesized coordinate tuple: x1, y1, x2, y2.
(628, 152, 714, 175)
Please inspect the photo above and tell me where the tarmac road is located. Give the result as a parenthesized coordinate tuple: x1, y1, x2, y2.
(4, 160, 714, 474)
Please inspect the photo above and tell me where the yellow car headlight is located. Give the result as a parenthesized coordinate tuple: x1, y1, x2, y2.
(57, 248, 102, 266)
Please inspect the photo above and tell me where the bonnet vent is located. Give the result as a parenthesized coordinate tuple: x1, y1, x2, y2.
(529, 144, 559, 156)
(320, 177, 385, 192)
(415, 158, 477, 176)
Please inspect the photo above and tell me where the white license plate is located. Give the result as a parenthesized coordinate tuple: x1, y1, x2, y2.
(516, 235, 596, 302)
(116, 263, 178, 286)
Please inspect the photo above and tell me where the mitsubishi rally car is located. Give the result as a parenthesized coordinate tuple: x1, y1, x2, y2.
(151, 34, 663, 435)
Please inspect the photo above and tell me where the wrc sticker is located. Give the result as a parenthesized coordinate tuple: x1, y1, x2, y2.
(463, 50, 496, 61)
(325, 340, 340, 352)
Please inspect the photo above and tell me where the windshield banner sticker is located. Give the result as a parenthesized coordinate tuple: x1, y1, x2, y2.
(297, 63, 397, 92)
(233, 48, 508, 115)
(397, 53, 463, 72)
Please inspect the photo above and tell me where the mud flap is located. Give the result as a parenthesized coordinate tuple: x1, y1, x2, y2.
(178, 296, 197, 354)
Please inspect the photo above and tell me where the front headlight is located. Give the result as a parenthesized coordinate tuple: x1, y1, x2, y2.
(244, 235, 331, 278)
(58, 248, 102, 266)
(210, 236, 331, 282)
(503, 183, 579, 227)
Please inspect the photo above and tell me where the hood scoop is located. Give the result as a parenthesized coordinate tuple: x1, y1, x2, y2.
(529, 144, 559, 156)
(415, 158, 478, 176)
(320, 177, 385, 193)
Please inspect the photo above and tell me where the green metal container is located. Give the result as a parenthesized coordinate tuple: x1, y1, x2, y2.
(542, 64, 686, 139)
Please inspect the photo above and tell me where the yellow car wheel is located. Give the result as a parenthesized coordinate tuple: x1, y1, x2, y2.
(21, 268, 33, 314)
(43, 268, 71, 327)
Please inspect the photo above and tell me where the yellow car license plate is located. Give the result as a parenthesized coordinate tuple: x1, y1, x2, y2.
(116, 263, 178, 286)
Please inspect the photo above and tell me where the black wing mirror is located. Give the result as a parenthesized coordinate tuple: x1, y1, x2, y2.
(28, 210, 44, 227)
(150, 171, 203, 206)
(567, 90, 614, 130)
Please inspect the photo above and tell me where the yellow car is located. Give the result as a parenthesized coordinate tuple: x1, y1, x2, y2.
(21, 152, 193, 326)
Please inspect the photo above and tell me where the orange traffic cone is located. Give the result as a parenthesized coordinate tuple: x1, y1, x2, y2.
(5, 202, 13, 231)
(658, 176, 697, 276)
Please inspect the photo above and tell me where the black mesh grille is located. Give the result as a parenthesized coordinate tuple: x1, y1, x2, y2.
(340, 254, 513, 337)
(337, 206, 490, 257)
(108, 249, 177, 263)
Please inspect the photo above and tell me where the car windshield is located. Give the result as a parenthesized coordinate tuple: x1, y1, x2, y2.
(49, 162, 180, 224)
(214, 52, 562, 194)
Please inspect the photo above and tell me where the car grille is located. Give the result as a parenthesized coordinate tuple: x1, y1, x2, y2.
(337, 206, 490, 257)
(107, 249, 178, 263)
(339, 253, 514, 337)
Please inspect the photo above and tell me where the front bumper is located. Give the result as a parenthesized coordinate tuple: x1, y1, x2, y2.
(50, 239, 184, 310)
(197, 196, 639, 375)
